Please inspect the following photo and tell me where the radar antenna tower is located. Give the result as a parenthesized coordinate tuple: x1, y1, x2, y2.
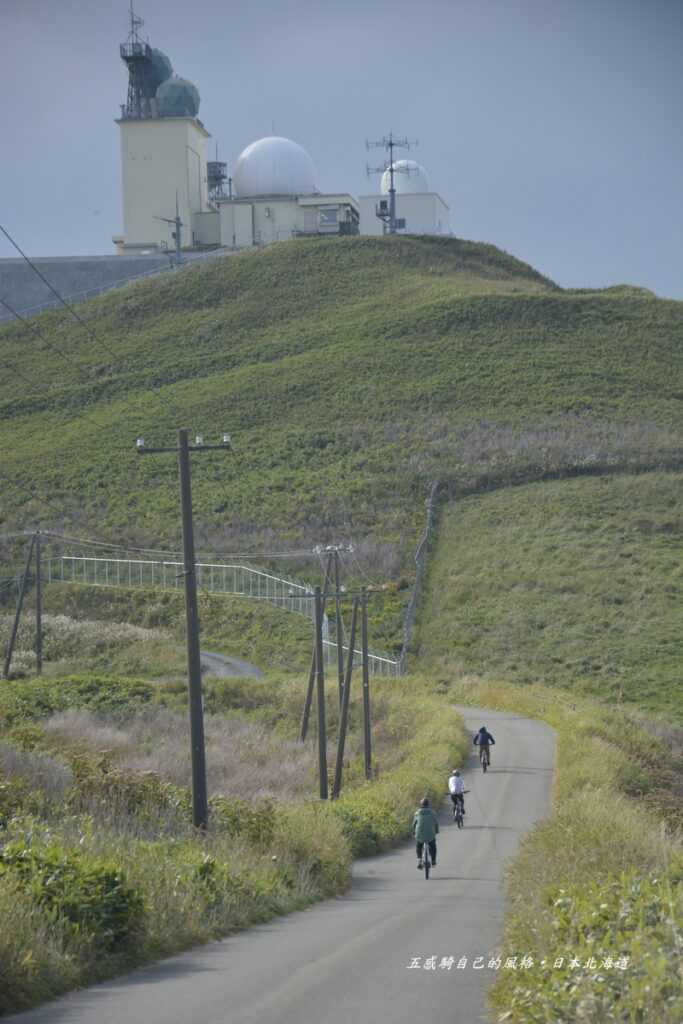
(207, 144, 228, 201)
(120, 1, 153, 119)
(366, 132, 418, 234)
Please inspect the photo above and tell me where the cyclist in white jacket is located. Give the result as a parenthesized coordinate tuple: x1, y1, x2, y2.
(448, 769, 466, 816)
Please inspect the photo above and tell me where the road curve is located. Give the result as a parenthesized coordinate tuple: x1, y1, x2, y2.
(6, 706, 554, 1024)
(199, 649, 263, 679)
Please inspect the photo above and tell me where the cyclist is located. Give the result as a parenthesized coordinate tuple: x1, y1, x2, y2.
(473, 726, 495, 766)
(412, 796, 439, 869)
(448, 768, 466, 816)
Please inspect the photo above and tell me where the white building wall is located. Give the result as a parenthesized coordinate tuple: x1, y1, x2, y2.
(359, 192, 450, 237)
(252, 199, 301, 245)
(193, 211, 220, 246)
(117, 117, 210, 250)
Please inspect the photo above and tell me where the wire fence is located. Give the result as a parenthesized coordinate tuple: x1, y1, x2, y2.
(44, 555, 400, 676)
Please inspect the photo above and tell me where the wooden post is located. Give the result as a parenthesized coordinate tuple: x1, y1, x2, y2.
(361, 588, 372, 779)
(3, 534, 36, 679)
(35, 532, 42, 675)
(334, 549, 344, 706)
(332, 596, 359, 799)
(299, 552, 333, 742)
(314, 586, 328, 799)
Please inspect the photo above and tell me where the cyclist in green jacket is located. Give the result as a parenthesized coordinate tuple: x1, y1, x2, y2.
(412, 797, 439, 868)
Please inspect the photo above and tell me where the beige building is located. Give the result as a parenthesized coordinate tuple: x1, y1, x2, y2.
(359, 159, 450, 237)
(216, 193, 358, 248)
(113, 116, 211, 253)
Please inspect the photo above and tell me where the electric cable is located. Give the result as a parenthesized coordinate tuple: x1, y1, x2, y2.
(0, 222, 118, 362)
(0, 295, 93, 379)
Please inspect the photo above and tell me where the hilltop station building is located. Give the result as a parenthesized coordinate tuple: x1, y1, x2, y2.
(114, 11, 449, 256)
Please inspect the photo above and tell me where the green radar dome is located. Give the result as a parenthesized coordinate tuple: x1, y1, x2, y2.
(145, 48, 173, 97)
(156, 76, 200, 117)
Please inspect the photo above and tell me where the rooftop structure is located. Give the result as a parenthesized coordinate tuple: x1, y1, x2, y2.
(233, 137, 319, 198)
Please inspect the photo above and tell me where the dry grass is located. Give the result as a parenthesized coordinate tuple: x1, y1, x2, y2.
(43, 707, 318, 800)
(0, 740, 73, 803)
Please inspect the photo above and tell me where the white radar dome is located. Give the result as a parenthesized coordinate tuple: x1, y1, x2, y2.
(380, 160, 430, 195)
(233, 136, 318, 198)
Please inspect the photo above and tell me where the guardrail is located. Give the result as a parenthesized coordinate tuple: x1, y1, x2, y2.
(45, 555, 400, 676)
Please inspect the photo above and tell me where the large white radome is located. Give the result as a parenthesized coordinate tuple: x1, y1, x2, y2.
(380, 160, 430, 195)
(233, 136, 318, 198)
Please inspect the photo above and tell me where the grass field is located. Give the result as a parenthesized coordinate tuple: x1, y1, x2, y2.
(1, 236, 681, 572)
(416, 470, 683, 721)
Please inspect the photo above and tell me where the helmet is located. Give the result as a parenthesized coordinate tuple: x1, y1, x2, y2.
(420, 797, 430, 808)
(480, 726, 487, 732)
(454, 769, 461, 776)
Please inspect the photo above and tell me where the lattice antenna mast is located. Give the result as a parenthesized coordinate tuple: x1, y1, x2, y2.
(366, 132, 418, 234)
(120, 2, 153, 119)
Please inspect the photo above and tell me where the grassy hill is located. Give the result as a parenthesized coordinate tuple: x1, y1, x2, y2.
(417, 470, 683, 721)
(1, 233, 682, 669)
(1, 236, 681, 561)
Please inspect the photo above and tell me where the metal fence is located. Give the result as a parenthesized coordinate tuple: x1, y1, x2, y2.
(44, 555, 400, 676)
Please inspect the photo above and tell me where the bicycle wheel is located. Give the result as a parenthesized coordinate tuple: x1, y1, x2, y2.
(424, 853, 430, 880)
(456, 810, 464, 829)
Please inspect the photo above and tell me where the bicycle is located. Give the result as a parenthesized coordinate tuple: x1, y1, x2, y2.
(479, 746, 490, 773)
(420, 840, 433, 880)
(451, 790, 469, 828)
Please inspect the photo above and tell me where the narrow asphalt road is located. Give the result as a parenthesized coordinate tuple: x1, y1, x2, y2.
(199, 649, 263, 679)
(6, 707, 555, 1024)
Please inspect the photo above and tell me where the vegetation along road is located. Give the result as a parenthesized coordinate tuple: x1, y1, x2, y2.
(4, 707, 554, 1024)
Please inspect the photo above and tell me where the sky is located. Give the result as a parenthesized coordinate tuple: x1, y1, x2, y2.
(1, 0, 682, 298)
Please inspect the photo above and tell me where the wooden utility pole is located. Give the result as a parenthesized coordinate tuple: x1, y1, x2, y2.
(35, 532, 42, 675)
(177, 429, 208, 829)
(361, 588, 372, 779)
(3, 533, 36, 679)
(137, 429, 231, 830)
(333, 549, 344, 706)
(299, 551, 334, 742)
(332, 596, 359, 799)
(314, 586, 328, 799)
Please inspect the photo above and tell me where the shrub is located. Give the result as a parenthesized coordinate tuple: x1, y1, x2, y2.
(0, 840, 145, 952)
(500, 864, 683, 1023)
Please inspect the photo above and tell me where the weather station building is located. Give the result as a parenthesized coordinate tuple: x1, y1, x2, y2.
(114, 10, 358, 254)
(359, 160, 450, 237)
(212, 137, 359, 248)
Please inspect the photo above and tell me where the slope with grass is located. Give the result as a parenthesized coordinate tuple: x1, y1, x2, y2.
(1, 236, 682, 569)
(416, 471, 683, 721)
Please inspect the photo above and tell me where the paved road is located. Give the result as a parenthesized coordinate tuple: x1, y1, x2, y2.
(6, 707, 554, 1024)
(199, 649, 263, 679)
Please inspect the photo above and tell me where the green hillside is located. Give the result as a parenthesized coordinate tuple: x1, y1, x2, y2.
(1, 233, 682, 676)
(1, 236, 681, 568)
(417, 471, 683, 721)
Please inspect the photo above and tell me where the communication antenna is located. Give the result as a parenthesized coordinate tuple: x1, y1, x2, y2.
(119, 1, 153, 119)
(207, 144, 228, 201)
(366, 132, 418, 234)
(154, 192, 183, 264)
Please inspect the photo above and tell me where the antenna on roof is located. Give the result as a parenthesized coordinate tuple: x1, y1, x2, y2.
(119, 2, 154, 119)
(365, 132, 418, 235)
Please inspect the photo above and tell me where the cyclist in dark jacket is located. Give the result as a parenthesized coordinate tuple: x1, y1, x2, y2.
(473, 726, 495, 764)
(412, 797, 439, 868)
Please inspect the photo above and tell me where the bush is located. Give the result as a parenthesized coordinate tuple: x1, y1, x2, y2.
(0, 840, 145, 952)
(500, 864, 683, 1023)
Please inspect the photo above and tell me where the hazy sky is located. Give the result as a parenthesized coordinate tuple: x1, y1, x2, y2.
(2, 0, 682, 298)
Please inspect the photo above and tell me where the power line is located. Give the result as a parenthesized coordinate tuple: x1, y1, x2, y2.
(38, 529, 321, 562)
(0, 295, 92, 381)
(0, 222, 118, 363)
